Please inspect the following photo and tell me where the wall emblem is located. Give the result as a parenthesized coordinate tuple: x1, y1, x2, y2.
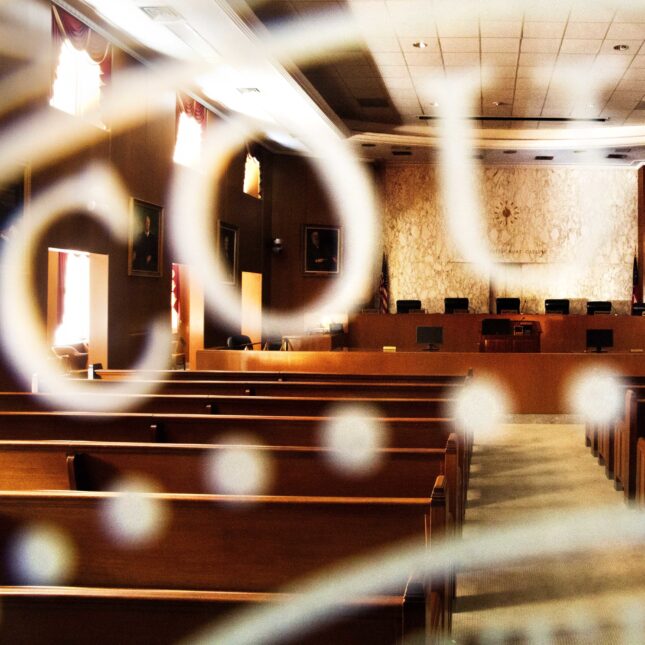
(494, 200, 520, 226)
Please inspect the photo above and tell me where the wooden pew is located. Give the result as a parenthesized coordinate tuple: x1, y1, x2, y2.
(613, 391, 645, 500)
(73, 377, 465, 399)
(0, 415, 467, 524)
(95, 368, 472, 384)
(0, 391, 454, 418)
(636, 438, 645, 508)
(0, 484, 450, 635)
(0, 586, 428, 645)
(0, 439, 463, 530)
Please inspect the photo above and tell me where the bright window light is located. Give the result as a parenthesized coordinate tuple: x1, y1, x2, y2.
(243, 153, 261, 199)
(173, 112, 203, 168)
(171, 265, 179, 333)
(54, 252, 90, 345)
(50, 40, 103, 122)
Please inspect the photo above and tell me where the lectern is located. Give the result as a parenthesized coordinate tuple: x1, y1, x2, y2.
(480, 319, 541, 352)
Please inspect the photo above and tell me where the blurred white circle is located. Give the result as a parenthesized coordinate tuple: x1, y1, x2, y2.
(102, 476, 167, 547)
(320, 404, 387, 477)
(569, 368, 621, 424)
(205, 446, 272, 496)
(8, 523, 76, 585)
(451, 381, 507, 439)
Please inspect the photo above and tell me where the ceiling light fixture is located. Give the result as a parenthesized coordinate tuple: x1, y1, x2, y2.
(492, 101, 508, 107)
(613, 44, 629, 51)
(413, 41, 428, 49)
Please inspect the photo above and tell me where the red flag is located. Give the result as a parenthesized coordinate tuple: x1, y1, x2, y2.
(633, 256, 639, 305)
(379, 254, 389, 314)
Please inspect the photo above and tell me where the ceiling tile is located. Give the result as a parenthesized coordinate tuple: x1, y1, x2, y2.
(364, 36, 403, 53)
(594, 54, 632, 70)
(515, 77, 548, 91)
(482, 105, 512, 116)
(606, 23, 645, 40)
(372, 52, 407, 66)
(442, 52, 480, 66)
(569, 3, 616, 23)
(408, 66, 444, 78)
(523, 22, 566, 39)
(483, 77, 517, 91)
(630, 55, 645, 67)
(613, 7, 645, 22)
(481, 38, 520, 53)
(564, 22, 610, 39)
(482, 52, 519, 66)
(378, 66, 412, 78)
(439, 37, 480, 53)
(616, 77, 645, 92)
(403, 52, 443, 66)
(541, 106, 572, 117)
(516, 66, 554, 79)
(524, 5, 571, 22)
(382, 76, 415, 89)
(623, 66, 645, 80)
(484, 65, 518, 79)
(519, 53, 558, 66)
(521, 39, 562, 54)
(387, 87, 421, 100)
(480, 20, 522, 38)
(560, 39, 602, 54)
(599, 39, 643, 55)
(554, 53, 597, 68)
(514, 88, 548, 100)
(435, 20, 479, 38)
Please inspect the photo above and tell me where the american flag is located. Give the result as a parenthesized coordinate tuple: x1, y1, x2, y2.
(633, 255, 640, 304)
(379, 254, 389, 314)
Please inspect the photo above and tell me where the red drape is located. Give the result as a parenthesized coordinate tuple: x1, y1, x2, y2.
(57, 252, 67, 326)
(52, 5, 112, 80)
(177, 93, 207, 127)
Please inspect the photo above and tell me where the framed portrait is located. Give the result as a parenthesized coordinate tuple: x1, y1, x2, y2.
(218, 221, 238, 285)
(128, 198, 163, 277)
(303, 225, 341, 275)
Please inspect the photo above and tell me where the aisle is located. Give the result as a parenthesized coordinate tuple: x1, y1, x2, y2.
(451, 420, 645, 643)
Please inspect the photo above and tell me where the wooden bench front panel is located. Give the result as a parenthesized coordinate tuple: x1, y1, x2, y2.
(0, 412, 457, 448)
(0, 492, 437, 593)
(0, 587, 421, 645)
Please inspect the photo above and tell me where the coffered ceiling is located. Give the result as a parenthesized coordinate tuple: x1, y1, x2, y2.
(70, 0, 645, 164)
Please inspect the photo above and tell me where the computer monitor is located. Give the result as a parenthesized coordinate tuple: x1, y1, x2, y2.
(586, 301, 611, 315)
(586, 329, 613, 352)
(481, 318, 512, 336)
(632, 303, 645, 316)
(545, 299, 570, 315)
(444, 297, 469, 314)
(495, 297, 520, 314)
(396, 299, 422, 314)
(416, 326, 443, 351)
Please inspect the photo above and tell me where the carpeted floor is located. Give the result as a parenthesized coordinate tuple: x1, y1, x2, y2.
(451, 421, 645, 644)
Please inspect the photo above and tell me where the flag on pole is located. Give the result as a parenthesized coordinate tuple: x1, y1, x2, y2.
(379, 254, 389, 314)
(633, 255, 640, 304)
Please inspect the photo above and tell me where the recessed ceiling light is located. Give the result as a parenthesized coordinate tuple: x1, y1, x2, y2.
(492, 101, 508, 107)
(574, 150, 586, 153)
(361, 143, 376, 148)
(413, 41, 428, 49)
(428, 101, 439, 107)
(613, 44, 629, 51)
(503, 150, 517, 154)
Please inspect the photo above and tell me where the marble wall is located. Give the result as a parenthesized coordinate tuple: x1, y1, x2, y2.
(382, 165, 638, 314)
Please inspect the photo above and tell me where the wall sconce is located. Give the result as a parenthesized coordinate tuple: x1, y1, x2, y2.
(271, 237, 284, 254)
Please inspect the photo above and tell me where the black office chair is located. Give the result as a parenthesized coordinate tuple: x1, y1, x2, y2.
(396, 299, 422, 314)
(263, 336, 283, 351)
(586, 301, 611, 315)
(226, 334, 255, 350)
(444, 297, 469, 314)
(496, 297, 520, 314)
(545, 299, 570, 315)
